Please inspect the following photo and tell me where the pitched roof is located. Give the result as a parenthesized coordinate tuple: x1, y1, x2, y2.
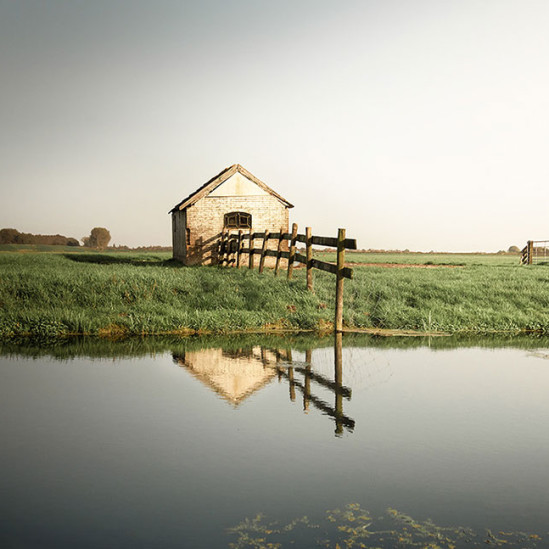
(169, 164, 293, 213)
(172, 348, 277, 407)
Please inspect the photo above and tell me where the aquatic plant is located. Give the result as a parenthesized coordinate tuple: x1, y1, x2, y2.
(228, 504, 546, 548)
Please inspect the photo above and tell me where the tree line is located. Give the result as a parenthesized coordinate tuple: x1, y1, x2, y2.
(0, 227, 111, 249)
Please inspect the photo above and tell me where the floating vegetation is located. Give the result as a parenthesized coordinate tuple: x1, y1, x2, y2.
(228, 504, 546, 548)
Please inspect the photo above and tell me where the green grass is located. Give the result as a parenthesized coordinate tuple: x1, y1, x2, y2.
(0, 251, 548, 338)
(316, 250, 519, 266)
(0, 243, 95, 253)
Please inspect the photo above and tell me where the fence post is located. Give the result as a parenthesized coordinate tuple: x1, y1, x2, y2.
(306, 226, 313, 291)
(225, 231, 231, 267)
(236, 230, 242, 268)
(335, 228, 346, 332)
(248, 229, 255, 269)
(274, 228, 284, 276)
(217, 230, 223, 265)
(220, 230, 227, 267)
(287, 223, 298, 279)
(528, 240, 534, 265)
(259, 230, 269, 274)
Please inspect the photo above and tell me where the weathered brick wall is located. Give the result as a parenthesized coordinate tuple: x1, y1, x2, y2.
(182, 195, 290, 265)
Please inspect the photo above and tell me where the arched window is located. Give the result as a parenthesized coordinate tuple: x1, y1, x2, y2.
(224, 211, 252, 229)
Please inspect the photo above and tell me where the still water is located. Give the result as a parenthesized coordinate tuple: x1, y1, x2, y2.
(1, 335, 549, 548)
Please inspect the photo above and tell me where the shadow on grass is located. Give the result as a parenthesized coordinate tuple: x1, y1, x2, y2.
(63, 254, 182, 268)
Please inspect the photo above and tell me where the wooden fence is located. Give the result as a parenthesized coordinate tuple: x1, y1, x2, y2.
(520, 240, 549, 265)
(217, 223, 357, 332)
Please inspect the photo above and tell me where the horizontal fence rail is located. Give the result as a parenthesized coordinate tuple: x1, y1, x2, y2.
(217, 223, 357, 332)
(521, 240, 549, 265)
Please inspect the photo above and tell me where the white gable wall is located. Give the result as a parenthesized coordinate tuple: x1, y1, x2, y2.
(208, 173, 269, 197)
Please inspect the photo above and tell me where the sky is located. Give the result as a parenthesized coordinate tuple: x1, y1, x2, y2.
(1, 0, 548, 252)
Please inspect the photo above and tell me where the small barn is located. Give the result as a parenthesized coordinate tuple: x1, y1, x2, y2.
(169, 164, 293, 265)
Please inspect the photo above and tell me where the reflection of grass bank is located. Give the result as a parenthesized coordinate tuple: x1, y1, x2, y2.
(2, 332, 549, 360)
(228, 503, 543, 548)
(1, 251, 549, 338)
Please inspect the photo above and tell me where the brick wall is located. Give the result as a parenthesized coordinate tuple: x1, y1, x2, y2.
(180, 195, 290, 265)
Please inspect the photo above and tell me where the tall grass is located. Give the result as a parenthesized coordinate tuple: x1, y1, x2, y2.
(0, 251, 548, 337)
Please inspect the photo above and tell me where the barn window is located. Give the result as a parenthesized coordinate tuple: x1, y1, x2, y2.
(186, 228, 191, 245)
(224, 211, 252, 229)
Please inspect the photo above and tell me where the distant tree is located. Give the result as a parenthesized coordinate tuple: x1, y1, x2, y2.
(508, 245, 520, 253)
(82, 236, 91, 247)
(66, 238, 80, 247)
(0, 228, 19, 244)
(86, 227, 111, 249)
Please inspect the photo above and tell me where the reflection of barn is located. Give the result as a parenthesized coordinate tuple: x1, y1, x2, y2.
(173, 347, 279, 406)
(173, 337, 356, 436)
(169, 164, 293, 265)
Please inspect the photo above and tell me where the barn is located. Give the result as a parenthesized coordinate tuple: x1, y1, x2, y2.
(169, 164, 293, 265)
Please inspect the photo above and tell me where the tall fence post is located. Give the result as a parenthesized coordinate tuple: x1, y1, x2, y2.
(287, 223, 298, 280)
(306, 226, 313, 291)
(274, 228, 284, 276)
(528, 240, 534, 265)
(248, 229, 255, 269)
(259, 230, 269, 274)
(335, 228, 346, 332)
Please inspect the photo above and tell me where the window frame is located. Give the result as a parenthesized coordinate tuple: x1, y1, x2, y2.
(224, 211, 252, 229)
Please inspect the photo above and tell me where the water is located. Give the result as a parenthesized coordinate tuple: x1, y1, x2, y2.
(1, 336, 549, 548)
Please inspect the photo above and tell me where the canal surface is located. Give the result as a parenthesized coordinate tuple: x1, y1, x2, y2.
(1, 335, 549, 548)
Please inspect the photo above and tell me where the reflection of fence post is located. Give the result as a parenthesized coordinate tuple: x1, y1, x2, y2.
(248, 229, 255, 269)
(288, 366, 296, 401)
(287, 223, 298, 279)
(306, 226, 313, 291)
(528, 240, 534, 265)
(274, 228, 284, 276)
(304, 365, 311, 411)
(334, 332, 343, 436)
(335, 228, 346, 332)
(304, 348, 312, 412)
(236, 230, 242, 268)
(259, 230, 269, 274)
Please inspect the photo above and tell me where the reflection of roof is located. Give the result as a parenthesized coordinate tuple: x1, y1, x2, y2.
(169, 164, 293, 213)
(173, 347, 277, 406)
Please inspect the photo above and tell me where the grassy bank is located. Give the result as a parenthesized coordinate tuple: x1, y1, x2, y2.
(0, 251, 548, 338)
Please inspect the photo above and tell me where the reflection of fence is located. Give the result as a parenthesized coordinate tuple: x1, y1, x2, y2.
(268, 334, 354, 436)
(173, 334, 355, 436)
(521, 240, 549, 265)
(218, 223, 357, 332)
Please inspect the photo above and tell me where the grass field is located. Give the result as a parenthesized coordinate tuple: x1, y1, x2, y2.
(0, 250, 548, 338)
(317, 250, 519, 266)
(0, 244, 95, 253)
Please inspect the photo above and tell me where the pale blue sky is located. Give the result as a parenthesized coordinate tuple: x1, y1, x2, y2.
(1, 0, 548, 251)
